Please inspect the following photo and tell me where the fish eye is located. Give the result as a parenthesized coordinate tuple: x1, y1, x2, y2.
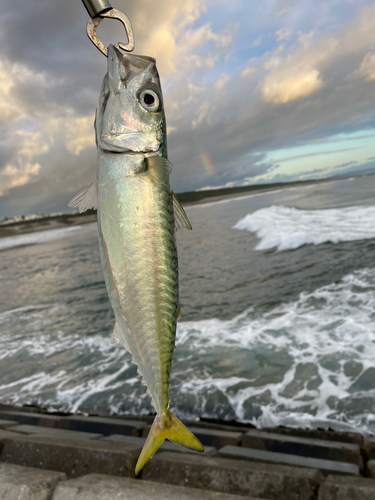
(140, 89, 160, 111)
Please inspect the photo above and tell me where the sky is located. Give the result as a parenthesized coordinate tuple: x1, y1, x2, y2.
(1, 0, 375, 217)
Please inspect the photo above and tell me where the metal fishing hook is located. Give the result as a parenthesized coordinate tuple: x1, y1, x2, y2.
(81, 0, 135, 56)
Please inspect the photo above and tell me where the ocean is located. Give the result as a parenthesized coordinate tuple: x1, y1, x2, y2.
(1, 174, 375, 434)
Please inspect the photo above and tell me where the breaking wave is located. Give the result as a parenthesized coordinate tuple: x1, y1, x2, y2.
(172, 267, 375, 433)
(233, 205, 375, 251)
(2, 269, 375, 434)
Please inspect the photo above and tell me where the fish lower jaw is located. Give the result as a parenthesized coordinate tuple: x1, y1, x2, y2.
(99, 135, 162, 155)
(99, 144, 162, 156)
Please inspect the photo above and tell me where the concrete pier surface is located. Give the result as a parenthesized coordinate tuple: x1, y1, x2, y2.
(0, 403, 374, 499)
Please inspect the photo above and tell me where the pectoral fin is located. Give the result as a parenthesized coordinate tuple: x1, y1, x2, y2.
(146, 156, 172, 183)
(68, 182, 98, 213)
(172, 191, 192, 230)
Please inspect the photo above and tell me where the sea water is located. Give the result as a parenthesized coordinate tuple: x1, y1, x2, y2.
(1, 174, 375, 434)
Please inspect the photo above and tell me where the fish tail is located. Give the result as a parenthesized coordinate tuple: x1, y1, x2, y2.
(135, 410, 204, 474)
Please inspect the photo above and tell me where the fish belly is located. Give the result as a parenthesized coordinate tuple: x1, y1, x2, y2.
(98, 170, 178, 415)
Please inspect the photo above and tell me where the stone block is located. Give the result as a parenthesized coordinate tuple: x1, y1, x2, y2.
(0, 404, 42, 413)
(0, 410, 60, 428)
(0, 418, 18, 429)
(186, 427, 242, 448)
(184, 419, 253, 434)
(318, 474, 375, 499)
(0, 428, 23, 440)
(363, 437, 375, 460)
(0, 462, 65, 500)
(242, 429, 361, 466)
(366, 459, 375, 478)
(0, 428, 24, 455)
(142, 451, 323, 499)
(0, 434, 141, 478)
(141, 424, 241, 448)
(218, 445, 359, 476)
(52, 473, 260, 499)
(58, 415, 146, 436)
(9, 424, 102, 440)
(264, 427, 364, 447)
(101, 434, 216, 455)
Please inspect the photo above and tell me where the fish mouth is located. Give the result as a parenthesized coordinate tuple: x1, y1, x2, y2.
(100, 140, 161, 156)
(99, 131, 161, 154)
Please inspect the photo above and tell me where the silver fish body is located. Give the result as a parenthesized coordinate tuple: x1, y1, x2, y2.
(69, 45, 202, 471)
(97, 151, 178, 415)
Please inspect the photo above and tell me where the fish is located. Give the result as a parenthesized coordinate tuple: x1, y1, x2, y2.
(69, 44, 203, 473)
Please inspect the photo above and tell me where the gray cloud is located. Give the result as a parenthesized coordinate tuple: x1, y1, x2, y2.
(2, 0, 375, 216)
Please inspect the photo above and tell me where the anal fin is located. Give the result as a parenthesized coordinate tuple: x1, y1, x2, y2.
(111, 321, 130, 352)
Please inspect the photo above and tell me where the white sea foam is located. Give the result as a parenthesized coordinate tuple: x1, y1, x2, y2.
(233, 205, 375, 251)
(173, 268, 375, 432)
(2, 269, 375, 432)
(0, 224, 95, 250)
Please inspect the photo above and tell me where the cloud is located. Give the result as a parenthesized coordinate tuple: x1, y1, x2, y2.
(262, 69, 323, 104)
(276, 28, 292, 42)
(214, 73, 230, 90)
(2, 0, 375, 215)
(241, 67, 255, 78)
(354, 51, 375, 81)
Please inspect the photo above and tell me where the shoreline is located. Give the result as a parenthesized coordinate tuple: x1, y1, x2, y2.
(0, 173, 365, 240)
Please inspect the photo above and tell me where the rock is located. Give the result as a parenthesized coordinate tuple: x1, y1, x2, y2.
(52, 473, 260, 499)
(366, 459, 375, 477)
(141, 451, 323, 499)
(0, 410, 60, 428)
(58, 415, 147, 437)
(184, 427, 242, 448)
(363, 438, 375, 460)
(9, 425, 102, 440)
(263, 427, 364, 447)
(218, 445, 359, 476)
(241, 429, 361, 466)
(318, 474, 375, 499)
(0, 462, 65, 500)
(0, 434, 141, 478)
(0, 418, 18, 429)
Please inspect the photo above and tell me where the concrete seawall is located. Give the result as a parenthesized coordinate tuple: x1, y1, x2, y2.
(0, 403, 374, 499)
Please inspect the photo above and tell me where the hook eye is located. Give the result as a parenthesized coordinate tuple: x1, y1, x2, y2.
(87, 8, 135, 57)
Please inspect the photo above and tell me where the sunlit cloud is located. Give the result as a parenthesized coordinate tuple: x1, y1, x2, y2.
(2, 0, 375, 215)
(262, 69, 323, 104)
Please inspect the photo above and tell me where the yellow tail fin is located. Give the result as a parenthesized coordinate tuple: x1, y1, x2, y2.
(135, 411, 204, 474)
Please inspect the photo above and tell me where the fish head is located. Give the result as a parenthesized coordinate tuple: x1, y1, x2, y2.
(96, 44, 165, 154)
